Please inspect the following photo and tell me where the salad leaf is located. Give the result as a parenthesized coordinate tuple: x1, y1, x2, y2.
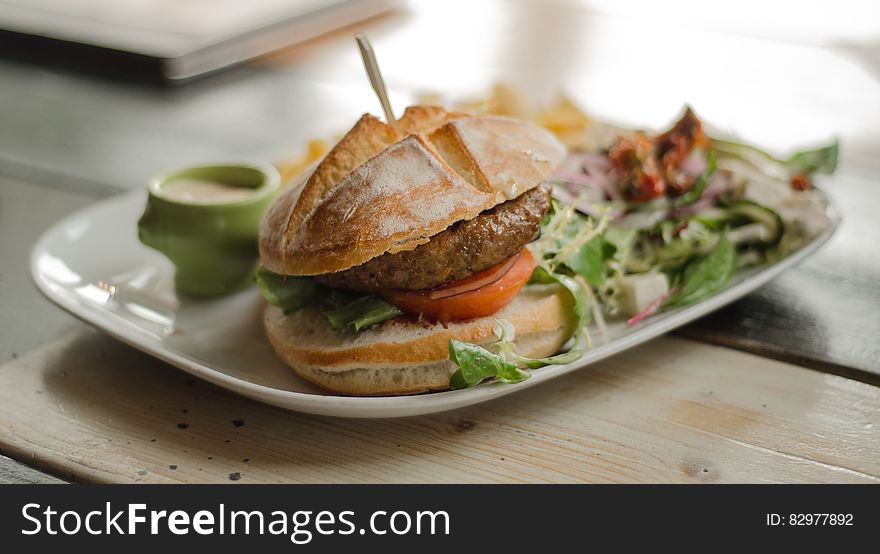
(501, 333, 588, 369)
(321, 295, 402, 333)
(653, 220, 718, 268)
(664, 233, 736, 308)
(672, 150, 717, 208)
(448, 339, 529, 389)
(530, 266, 591, 329)
(254, 265, 319, 314)
(603, 225, 640, 271)
(712, 138, 839, 175)
(785, 141, 839, 175)
(532, 199, 611, 275)
(256, 265, 401, 331)
(604, 225, 639, 253)
(566, 235, 615, 286)
(490, 318, 586, 369)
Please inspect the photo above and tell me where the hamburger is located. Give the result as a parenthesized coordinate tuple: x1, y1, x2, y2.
(256, 105, 577, 395)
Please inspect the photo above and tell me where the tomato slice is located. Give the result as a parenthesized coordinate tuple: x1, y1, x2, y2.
(382, 249, 535, 323)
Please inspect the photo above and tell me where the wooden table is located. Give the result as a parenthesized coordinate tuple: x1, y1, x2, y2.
(1, 0, 879, 483)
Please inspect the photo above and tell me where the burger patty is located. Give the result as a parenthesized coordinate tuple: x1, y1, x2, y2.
(317, 182, 551, 292)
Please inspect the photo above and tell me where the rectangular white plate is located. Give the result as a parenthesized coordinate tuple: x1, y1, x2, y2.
(31, 183, 838, 417)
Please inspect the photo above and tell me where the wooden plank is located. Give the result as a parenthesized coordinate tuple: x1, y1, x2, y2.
(0, 455, 63, 484)
(1, 329, 877, 484)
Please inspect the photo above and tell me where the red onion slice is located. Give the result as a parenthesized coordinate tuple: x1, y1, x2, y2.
(550, 152, 623, 203)
(427, 251, 521, 300)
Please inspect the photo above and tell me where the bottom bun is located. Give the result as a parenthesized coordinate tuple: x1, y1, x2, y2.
(264, 284, 574, 396)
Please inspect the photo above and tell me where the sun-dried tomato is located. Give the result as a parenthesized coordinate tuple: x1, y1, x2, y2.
(655, 107, 707, 196)
(607, 109, 710, 202)
(608, 133, 652, 173)
(627, 163, 666, 202)
(790, 173, 811, 191)
(655, 107, 706, 170)
(609, 133, 666, 202)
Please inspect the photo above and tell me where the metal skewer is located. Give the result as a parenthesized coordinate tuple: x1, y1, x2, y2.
(355, 34, 397, 129)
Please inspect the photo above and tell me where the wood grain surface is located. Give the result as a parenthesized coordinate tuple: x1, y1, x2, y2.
(0, 455, 62, 484)
(1, 329, 877, 484)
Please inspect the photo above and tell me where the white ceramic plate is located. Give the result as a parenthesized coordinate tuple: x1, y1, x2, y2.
(31, 181, 838, 417)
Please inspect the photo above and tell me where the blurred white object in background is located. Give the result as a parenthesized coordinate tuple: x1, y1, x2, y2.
(0, 0, 400, 81)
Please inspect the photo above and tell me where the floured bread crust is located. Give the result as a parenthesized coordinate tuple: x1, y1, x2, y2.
(260, 105, 566, 276)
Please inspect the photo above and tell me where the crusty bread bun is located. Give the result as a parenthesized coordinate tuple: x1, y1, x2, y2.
(264, 283, 574, 396)
(259, 105, 566, 276)
(259, 106, 571, 396)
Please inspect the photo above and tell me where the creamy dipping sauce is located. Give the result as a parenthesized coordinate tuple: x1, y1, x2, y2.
(160, 179, 256, 204)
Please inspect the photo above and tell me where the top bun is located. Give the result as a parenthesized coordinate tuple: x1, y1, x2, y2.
(259, 105, 565, 276)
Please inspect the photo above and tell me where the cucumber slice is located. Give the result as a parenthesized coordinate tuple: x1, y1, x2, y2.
(726, 200, 783, 246)
(692, 207, 729, 229)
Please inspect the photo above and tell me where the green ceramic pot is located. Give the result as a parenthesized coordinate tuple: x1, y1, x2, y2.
(137, 162, 280, 297)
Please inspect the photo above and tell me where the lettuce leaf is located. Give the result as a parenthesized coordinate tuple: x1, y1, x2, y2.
(533, 199, 612, 282)
(322, 295, 402, 333)
(530, 266, 590, 329)
(566, 235, 616, 286)
(494, 318, 588, 369)
(448, 339, 529, 389)
(785, 141, 839, 174)
(254, 265, 319, 314)
(664, 233, 736, 308)
(256, 265, 401, 331)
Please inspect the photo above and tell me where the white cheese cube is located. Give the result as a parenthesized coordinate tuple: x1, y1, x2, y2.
(617, 272, 669, 317)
